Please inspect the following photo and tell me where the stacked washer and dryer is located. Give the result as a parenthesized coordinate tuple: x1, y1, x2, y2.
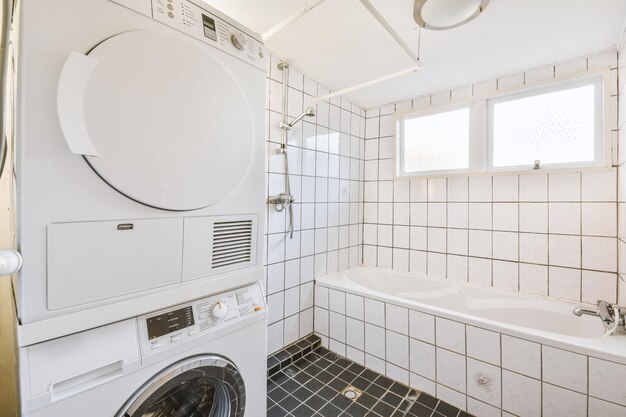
(6, 0, 267, 415)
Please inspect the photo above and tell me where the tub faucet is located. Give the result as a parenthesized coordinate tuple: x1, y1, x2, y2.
(573, 300, 626, 333)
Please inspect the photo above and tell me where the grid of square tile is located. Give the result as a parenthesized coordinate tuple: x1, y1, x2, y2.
(264, 54, 365, 354)
(267, 344, 472, 417)
(362, 51, 622, 304)
(314, 284, 626, 417)
(617, 30, 626, 306)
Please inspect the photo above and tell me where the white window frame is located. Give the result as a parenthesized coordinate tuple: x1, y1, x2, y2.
(396, 101, 486, 178)
(395, 69, 612, 179)
(486, 74, 609, 173)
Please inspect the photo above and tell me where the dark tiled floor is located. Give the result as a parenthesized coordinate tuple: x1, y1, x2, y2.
(267, 345, 473, 417)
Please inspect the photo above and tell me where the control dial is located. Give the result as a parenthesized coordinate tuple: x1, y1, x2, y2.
(230, 33, 246, 51)
(211, 301, 228, 320)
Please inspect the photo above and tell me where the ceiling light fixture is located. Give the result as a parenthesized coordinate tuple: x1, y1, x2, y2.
(414, 0, 489, 30)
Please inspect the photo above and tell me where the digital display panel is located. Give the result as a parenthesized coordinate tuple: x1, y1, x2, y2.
(202, 14, 217, 42)
(146, 306, 194, 340)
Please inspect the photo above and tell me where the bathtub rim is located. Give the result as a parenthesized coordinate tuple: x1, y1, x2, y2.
(316, 266, 626, 366)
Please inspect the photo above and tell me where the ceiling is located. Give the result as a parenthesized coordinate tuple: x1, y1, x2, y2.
(203, 0, 626, 109)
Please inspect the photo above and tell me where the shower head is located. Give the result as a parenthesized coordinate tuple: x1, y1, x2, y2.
(281, 107, 316, 130)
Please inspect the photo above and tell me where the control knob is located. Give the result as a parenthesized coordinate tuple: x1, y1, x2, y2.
(211, 301, 228, 320)
(230, 33, 246, 51)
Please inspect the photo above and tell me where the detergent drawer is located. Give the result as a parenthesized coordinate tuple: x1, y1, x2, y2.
(47, 218, 183, 310)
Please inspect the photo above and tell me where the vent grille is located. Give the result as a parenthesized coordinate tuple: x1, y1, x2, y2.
(212, 220, 253, 269)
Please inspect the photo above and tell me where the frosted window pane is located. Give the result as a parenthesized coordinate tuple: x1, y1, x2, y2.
(403, 107, 470, 172)
(492, 84, 595, 167)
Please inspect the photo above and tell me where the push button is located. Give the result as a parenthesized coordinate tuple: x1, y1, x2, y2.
(170, 334, 181, 342)
(188, 330, 197, 336)
(254, 306, 262, 312)
(151, 341, 161, 350)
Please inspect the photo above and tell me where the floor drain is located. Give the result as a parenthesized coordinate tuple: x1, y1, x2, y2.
(340, 385, 363, 401)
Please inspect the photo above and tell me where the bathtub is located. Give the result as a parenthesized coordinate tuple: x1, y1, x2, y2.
(314, 267, 626, 416)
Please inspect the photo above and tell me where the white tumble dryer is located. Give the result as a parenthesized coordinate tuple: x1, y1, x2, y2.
(9, 0, 266, 345)
(19, 282, 267, 417)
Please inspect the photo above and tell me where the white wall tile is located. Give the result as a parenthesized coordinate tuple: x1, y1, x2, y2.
(582, 203, 617, 236)
(448, 203, 469, 229)
(542, 383, 587, 417)
(549, 172, 581, 202)
(588, 397, 626, 417)
(492, 260, 518, 291)
(437, 348, 467, 393)
(502, 370, 541, 417)
(409, 338, 436, 380)
(519, 263, 548, 296)
(493, 203, 518, 231)
(410, 373, 437, 397)
(436, 384, 467, 411)
(519, 174, 548, 201)
(469, 257, 492, 287)
(549, 235, 581, 268)
(469, 203, 492, 229)
(386, 330, 409, 369)
(493, 176, 518, 202)
(467, 358, 502, 408)
(589, 357, 626, 406)
(493, 232, 518, 261)
(549, 203, 580, 235)
(582, 270, 617, 303)
(519, 233, 548, 264)
(582, 170, 617, 201)
(469, 230, 492, 258)
(542, 346, 587, 394)
(345, 293, 364, 320)
(519, 203, 548, 233)
(501, 335, 541, 378)
(386, 304, 409, 335)
(469, 176, 492, 202)
(409, 310, 435, 344)
(364, 298, 386, 327)
(436, 317, 466, 354)
(364, 323, 386, 359)
(582, 236, 617, 272)
(466, 326, 501, 366)
(549, 266, 581, 301)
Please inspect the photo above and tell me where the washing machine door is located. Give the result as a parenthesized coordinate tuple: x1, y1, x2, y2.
(57, 30, 255, 211)
(117, 355, 246, 417)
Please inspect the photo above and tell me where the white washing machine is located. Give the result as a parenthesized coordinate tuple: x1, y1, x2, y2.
(9, 0, 266, 345)
(19, 282, 267, 417)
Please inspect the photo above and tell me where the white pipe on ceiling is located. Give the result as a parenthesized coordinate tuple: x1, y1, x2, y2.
(262, 0, 328, 42)
(263, 0, 423, 101)
(313, 65, 422, 103)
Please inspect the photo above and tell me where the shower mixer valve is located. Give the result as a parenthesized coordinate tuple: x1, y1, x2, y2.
(573, 300, 626, 335)
(268, 193, 294, 212)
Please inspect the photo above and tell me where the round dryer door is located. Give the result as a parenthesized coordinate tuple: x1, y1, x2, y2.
(117, 355, 246, 417)
(60, 30, 255, 211)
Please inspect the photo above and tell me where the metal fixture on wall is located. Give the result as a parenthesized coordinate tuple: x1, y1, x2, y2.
(413, 0, 489, 31)
(267, 62, 315, 239)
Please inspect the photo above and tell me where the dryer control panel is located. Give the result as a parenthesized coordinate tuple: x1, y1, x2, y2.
(137, 282, 266, 354)
(151, 0, 265, 70)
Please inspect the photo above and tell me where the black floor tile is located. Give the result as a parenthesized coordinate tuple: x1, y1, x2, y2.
(267, 339, 473, 417)
(372, 400, 396, 416)
(408, 402, 435, 417)
(436, 400, 461, 417)
(267, 404, 290, 417)
(416, 393, 439, 409)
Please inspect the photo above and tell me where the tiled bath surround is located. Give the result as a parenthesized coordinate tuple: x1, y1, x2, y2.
(362, 51, 624, 305)
(314, 285, 626, 417)
(264, 53, 365, 354)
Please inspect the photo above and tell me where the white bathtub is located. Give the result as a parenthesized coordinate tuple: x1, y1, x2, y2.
(316, 266, 626, 365)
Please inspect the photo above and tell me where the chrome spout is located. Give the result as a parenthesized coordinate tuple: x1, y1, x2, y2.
(572, 306, 597, 317)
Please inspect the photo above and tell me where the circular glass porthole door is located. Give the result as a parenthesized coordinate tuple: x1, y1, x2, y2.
(117, 355, 246, 417)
